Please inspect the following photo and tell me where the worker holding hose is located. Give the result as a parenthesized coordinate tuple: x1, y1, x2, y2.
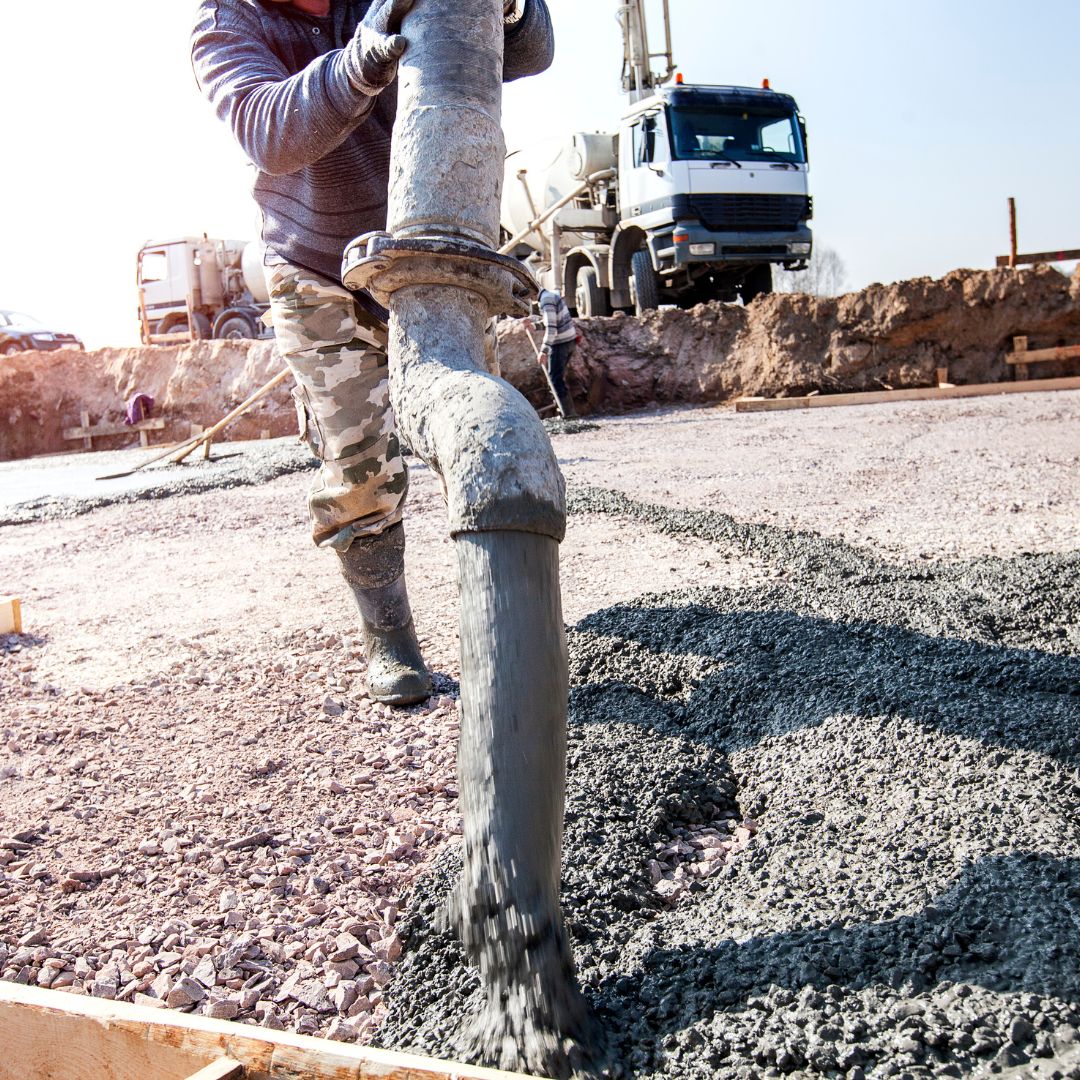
(191, 0, 554, 706)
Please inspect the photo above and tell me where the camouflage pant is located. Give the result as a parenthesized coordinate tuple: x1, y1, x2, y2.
(266, 262, 408, 551)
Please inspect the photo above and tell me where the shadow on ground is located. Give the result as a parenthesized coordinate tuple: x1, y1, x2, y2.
(377, 496, 1080, 1079)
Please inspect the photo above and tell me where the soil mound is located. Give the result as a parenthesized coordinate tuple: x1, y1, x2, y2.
(3, 265, 1079, 461)
(0, 340, 289, 462)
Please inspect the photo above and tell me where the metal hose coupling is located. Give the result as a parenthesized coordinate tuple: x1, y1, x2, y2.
(341, 0, 565, 542)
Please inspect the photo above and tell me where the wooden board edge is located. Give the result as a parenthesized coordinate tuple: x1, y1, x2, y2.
(0, 597, 22, 635)
(734, 397, 809, 413)
(1005, 345, 1080, 364)
(735, 376, 1080, 413)
(0, 983, 538, 1080)
(61, 418, 167, 440)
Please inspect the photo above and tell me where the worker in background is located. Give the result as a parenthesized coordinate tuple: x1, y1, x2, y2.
(191, 0, 554, 706)
(536, 287, 578, 418)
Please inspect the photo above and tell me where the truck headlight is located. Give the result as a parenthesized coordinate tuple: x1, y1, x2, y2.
(789, 243, 812, 256)
(689, 243, 716, 256)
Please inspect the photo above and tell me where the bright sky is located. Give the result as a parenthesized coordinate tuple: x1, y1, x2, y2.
(3, 1, 1078, 347)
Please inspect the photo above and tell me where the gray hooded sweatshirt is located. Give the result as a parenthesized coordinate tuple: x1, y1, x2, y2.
(191, 0, 554, 309)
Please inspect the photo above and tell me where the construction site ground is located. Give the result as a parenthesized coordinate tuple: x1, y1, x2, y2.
(2, 391, 1079, 1079)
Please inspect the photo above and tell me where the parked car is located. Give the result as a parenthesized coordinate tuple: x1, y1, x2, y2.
(0, 310, 84, 355)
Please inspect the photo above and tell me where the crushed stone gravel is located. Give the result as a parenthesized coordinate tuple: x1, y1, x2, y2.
(2, 396, 1079, 1078)
(376, 493, 1080, 1079)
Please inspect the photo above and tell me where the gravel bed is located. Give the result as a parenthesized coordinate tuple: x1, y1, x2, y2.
(0, 624, 462, 1043)
(2, 397, 1078, 1077)
(376, 493, 1080, 1078)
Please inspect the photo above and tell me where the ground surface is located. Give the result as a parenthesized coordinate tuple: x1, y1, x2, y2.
(1, 392, 1078, 1078)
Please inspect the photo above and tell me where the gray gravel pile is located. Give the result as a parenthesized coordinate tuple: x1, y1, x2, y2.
(376, 490, 1080, 1078)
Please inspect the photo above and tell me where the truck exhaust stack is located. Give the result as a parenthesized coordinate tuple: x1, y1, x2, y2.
(342, 0, 592, 1074)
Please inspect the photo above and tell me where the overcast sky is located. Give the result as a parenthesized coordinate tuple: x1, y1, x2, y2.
(2, 0, 1078, 346)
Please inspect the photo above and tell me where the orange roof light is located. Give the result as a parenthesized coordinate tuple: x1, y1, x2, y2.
(675, 72, 684, 85)
(762, 78, 771, 89)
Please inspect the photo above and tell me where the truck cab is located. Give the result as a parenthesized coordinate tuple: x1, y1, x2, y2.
(614, 83, 812, 309)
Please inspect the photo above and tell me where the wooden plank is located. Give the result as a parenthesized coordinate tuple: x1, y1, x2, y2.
(0, 596, 22, 635)
(0, 982, 538, 1080)
(63, 419, 166, 441)
(995, 247, 1080, 267)
(1011, 336, 1029, 380)
(734, 375, 1080, 413)
(1004, 344, 1080, 365)
(183, 1059, 245, 1080)
(734, 395, 809, 412)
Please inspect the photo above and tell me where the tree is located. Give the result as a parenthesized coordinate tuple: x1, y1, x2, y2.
(775, 245, 848, 297)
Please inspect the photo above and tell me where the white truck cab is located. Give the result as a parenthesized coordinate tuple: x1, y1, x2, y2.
(500, 2, 814, 317)
(614, 82, 812, 309)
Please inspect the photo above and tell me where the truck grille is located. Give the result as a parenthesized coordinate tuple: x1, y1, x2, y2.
(675, 194, 812, 232)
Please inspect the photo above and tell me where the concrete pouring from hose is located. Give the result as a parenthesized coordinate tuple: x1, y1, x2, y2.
(342, 0, 595, 1075)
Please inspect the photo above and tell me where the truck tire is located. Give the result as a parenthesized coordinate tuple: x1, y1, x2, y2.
(214, 312, 258, 341)
(631, 248, 660, 315)
(160, 313, 212, 340)
(739, 264, 773, 305)
(575, 266, 610, 319)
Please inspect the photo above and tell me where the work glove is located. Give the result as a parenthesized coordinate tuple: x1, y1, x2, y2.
(344, 0, 416, 96)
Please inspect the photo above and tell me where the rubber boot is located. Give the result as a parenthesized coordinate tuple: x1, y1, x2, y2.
(338, 523, 432, 706)
(556, 390, 577, 419)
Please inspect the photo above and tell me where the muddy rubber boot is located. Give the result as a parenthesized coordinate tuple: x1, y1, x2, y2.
(556, 391, 577, 419)
(338, 524, 432, 707)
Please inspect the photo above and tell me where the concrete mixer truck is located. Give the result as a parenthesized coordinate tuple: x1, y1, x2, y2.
(500, 0, 813, 316)
(136, 236, 270, 344)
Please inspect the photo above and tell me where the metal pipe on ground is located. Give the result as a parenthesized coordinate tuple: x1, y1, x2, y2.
(342, 1, 593, 1075)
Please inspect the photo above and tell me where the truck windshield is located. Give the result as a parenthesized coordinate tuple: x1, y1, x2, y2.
(669, 105, 805, 164)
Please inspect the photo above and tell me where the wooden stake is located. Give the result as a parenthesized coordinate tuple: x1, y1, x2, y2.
(0, 597, 22, 636)
(172, 368, 291, 464)
(1008, 197, 1018, 269)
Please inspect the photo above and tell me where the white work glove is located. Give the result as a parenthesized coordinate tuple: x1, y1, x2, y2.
(344, 0, 415, 96)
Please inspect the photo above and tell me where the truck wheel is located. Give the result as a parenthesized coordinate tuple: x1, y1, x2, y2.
(215, 313, 258, 340)
(739, 264, 773, 305)
(575, 267, 610, 319)
(160, 313, 212, 340)
(631, 248, 660, 315)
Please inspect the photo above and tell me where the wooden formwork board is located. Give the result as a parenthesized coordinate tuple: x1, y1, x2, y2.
(0, 982, 538, 1080)
(734, 375, 1080, 414)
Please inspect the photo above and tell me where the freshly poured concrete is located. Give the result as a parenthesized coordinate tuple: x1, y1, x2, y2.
(377, 495, 1080, 1078)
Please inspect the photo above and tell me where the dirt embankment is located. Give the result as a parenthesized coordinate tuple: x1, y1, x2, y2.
(3, 265, 1079, 461)
(0, 340, 288, 462)
(512, 262, 1079, 414)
